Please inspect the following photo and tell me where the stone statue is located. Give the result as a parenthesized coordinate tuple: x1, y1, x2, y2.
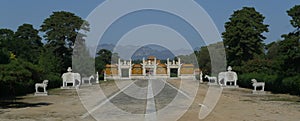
(61, 67, 81, 88)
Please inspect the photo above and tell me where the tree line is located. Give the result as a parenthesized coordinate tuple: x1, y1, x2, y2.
(0, 11, 91, 98)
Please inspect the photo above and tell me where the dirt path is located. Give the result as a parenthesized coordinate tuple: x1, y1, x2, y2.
(0, 79, 299, 121)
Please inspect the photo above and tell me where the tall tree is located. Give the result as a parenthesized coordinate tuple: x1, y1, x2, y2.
(0, 29, 14, 64)
(222, 7, 269, 66)
(287, 5, 300, 30)
(13, 24, 42, 64)
(95, 49, 119, 73)
(40, 11, 89, 73)
(195, 46, 211, 75)
(195, 42, 226, 75)
(0, 29, 14, 48)
(266, 5, 300, 77)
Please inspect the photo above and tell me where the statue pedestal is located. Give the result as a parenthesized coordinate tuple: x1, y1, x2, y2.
(252, 90, 266, 94)
(222, 85, 239, 88)
(34, 92, 48, 96)
(61, 86, 78, 89)
(207, 82, 218, 86)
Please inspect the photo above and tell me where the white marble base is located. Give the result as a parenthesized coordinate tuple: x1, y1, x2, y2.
(80, 84, 92, 86)
(207, 82, 218, 86)
(60, 86, 78, 89)
(34, 92, 48, 96)
(222, 85, 239, 88)
(252, 90, 266, 94)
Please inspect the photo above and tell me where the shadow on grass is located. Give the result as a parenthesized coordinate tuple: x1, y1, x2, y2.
(0, 98, 52, 109)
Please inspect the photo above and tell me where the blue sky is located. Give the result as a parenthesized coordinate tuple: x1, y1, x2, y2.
(0, 0, 299, 49)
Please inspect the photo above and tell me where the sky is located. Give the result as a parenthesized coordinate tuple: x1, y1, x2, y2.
(0, 0, 299, 50)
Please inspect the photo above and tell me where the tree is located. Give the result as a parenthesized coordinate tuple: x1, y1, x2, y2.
(177, 54, 198, 67)
(96, 49, 113, 64)
(287, 5, 300, 30)
(40, 11, 89, 73)
(267, 5, 300, 77)
(0, 29, 14, 64)
(283, 5, 300, 75)
(72, 42, 94, 76)
(195, 46, 211, 75)
(13, 24, 42, 64)
(38, 48, 61, 75)
(0, 29, 14, 47)
(0, 59, 42, 97)
(0, 49, 10, 64)
(95, 49, 119, 73)
(195, 42, 226, 75)
(222, 7, 269, 66)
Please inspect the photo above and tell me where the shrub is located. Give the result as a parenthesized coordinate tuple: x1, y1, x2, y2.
(282, 75, 300, 95)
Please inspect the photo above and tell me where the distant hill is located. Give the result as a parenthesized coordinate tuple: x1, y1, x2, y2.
(97, 44, 115, 51)
(96, 44, 193, 60)
(131, 46, 175, 60)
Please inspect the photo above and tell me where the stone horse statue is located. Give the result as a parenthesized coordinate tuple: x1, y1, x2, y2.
(204, 75, 217, 84)
(82, 75, 95, 85)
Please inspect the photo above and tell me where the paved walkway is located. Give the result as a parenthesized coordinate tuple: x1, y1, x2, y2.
(80, 79, 192, 121)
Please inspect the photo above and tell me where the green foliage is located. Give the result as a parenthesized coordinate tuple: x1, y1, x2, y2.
(96, 49, 113, 64)
(12, 24, 42, 64)
(222, 7, 269, 66)
(237, 57, 280, 75)
(282, 75, 300, 95)
(37, 48, 62, 88)
(40, 11, 89, 73)
(0, 49, 10, 64)
(287, 5, 300, 29)
(40, 11, 88, 46)
(0, 59, 42, 97)
(38, 48, 61, 74)
(276, 35, 300, 76)
(0, 29, 14, 48)
(194, 42, 226, 75)
(266, 5, 300, 77)
(195, 46, 211, 74)
(95, 49, 120, 73)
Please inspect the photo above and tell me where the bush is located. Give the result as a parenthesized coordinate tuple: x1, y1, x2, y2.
(15, 80, 36, 96)
(282, 75, 300, 95)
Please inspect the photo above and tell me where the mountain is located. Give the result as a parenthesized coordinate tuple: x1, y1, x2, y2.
(95, 44, 192, 60)
(131, 46, 175, 60)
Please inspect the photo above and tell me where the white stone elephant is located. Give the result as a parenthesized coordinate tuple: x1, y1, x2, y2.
(62, 72, 81, 87)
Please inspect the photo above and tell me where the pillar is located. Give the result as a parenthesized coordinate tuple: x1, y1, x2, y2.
(154, 58, 157, 76)
(96, 72, 99, 83)
(129, 59, 132, 79)
(118, 58, 121, 77)
(142, 57, 146, 76)
(167, 58, 170, 76)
